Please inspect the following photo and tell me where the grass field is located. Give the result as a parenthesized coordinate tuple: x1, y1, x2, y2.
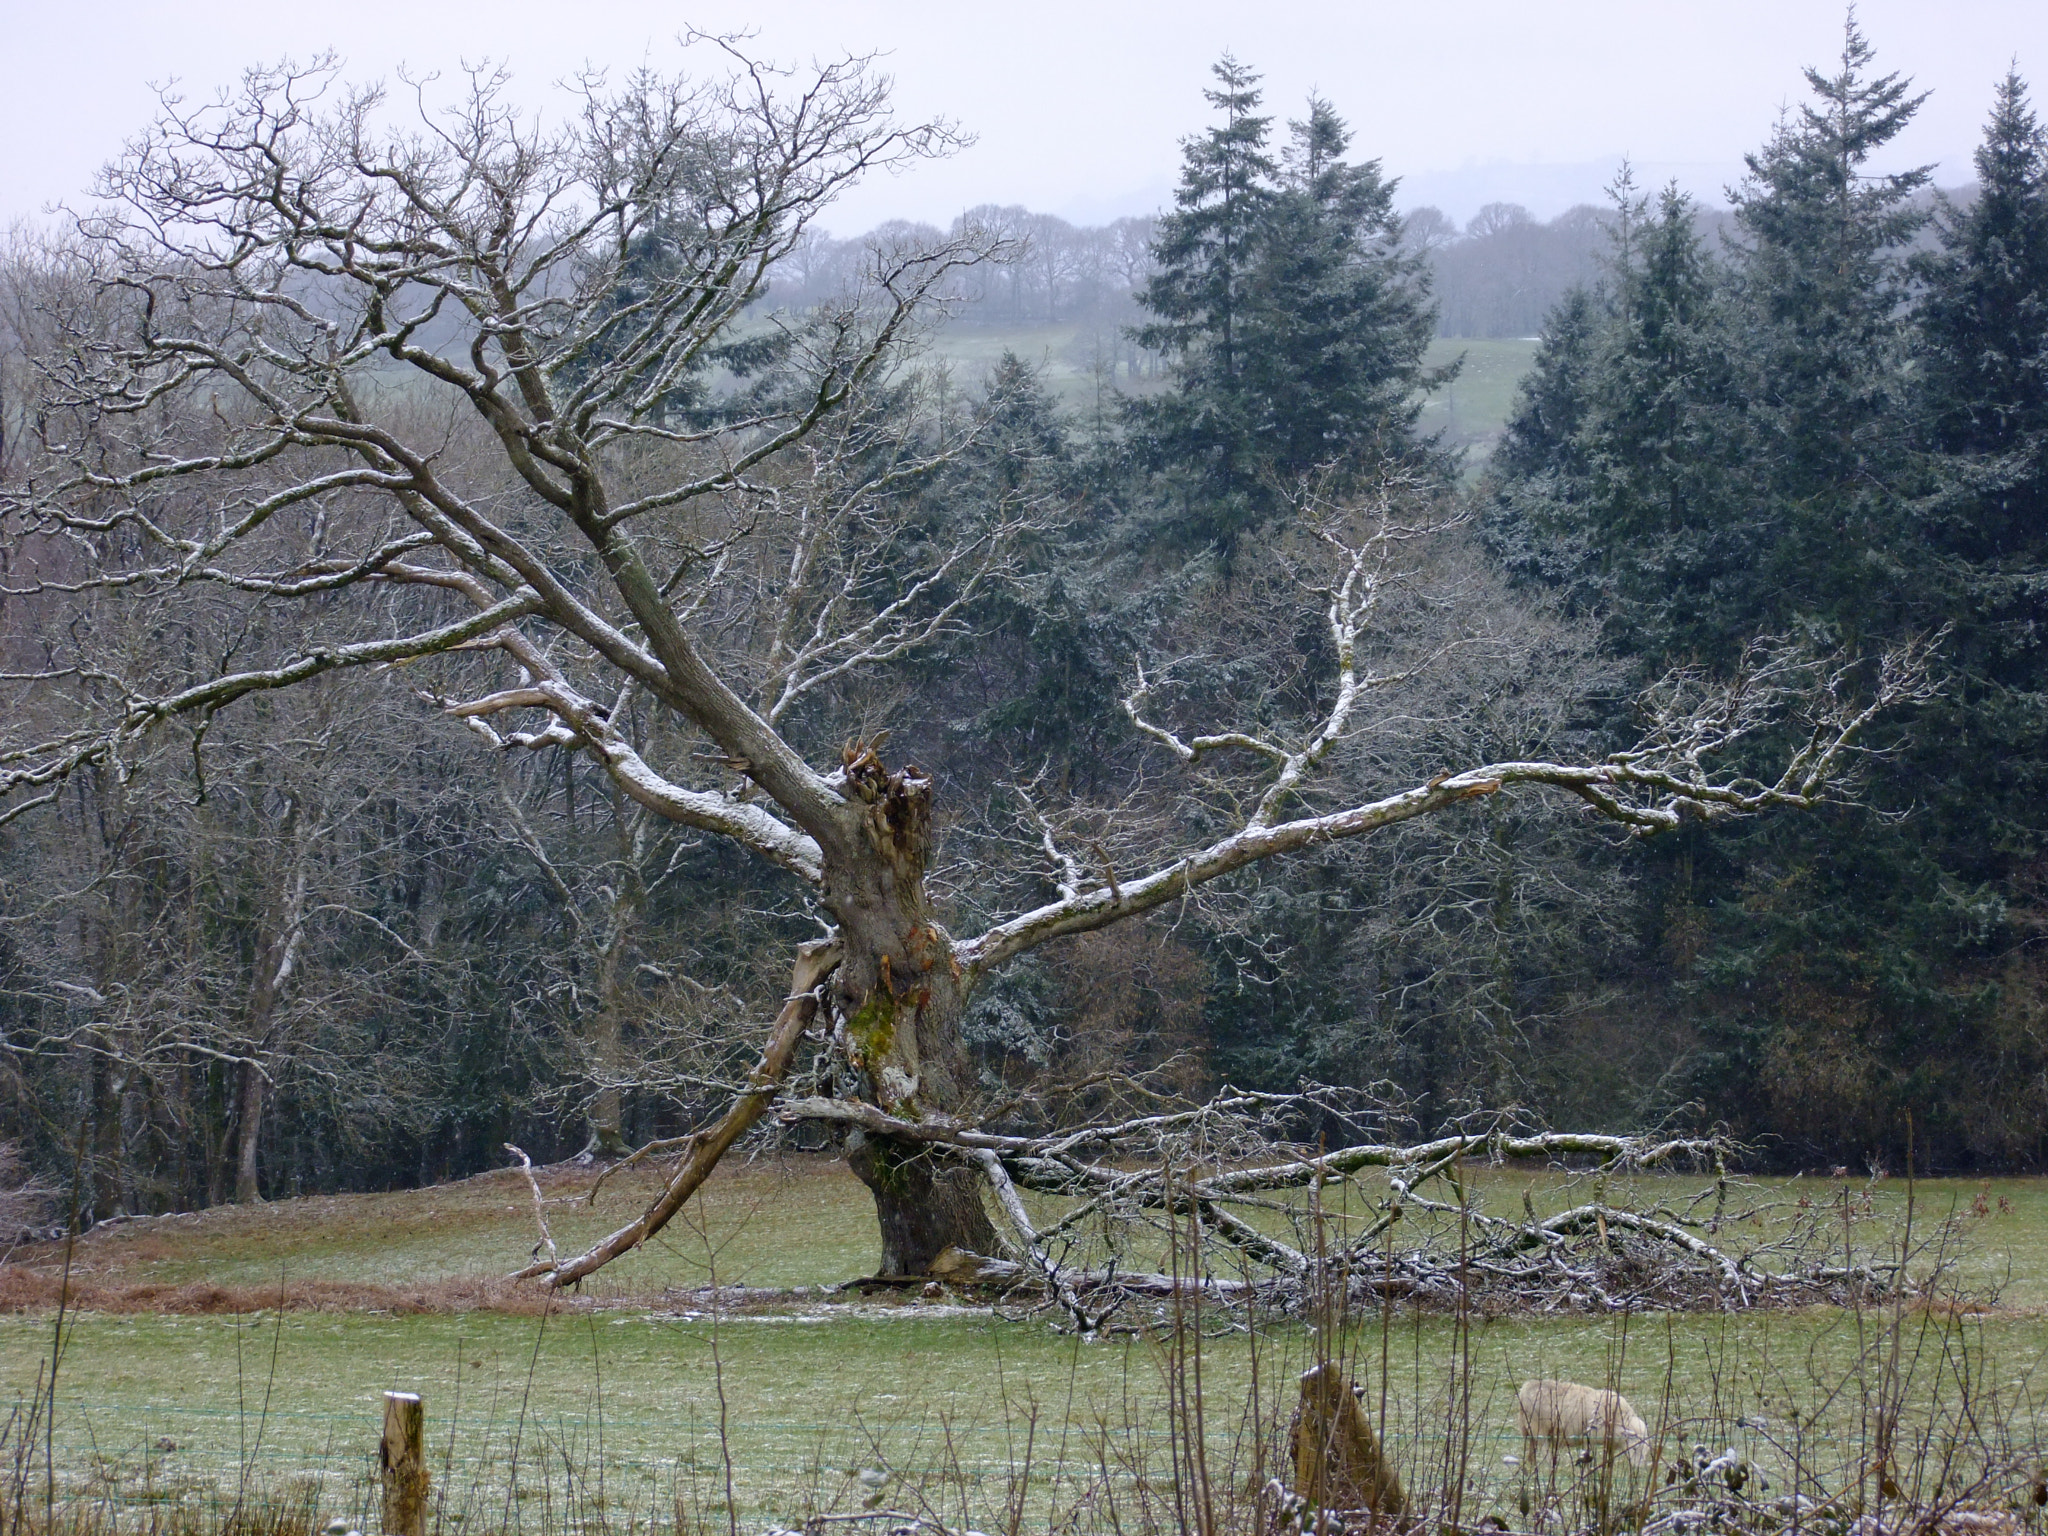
(11, 1301, 2045, 1531)
(920, 323, 1541, 461)
(25, 1159, 2048, 1307)
(4, 1159, 2047, 1529)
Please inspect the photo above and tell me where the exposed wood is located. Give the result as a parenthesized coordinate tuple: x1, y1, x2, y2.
(379, 1392, 428, 1536)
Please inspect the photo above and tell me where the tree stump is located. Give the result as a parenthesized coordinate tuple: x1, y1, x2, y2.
(379, 1392, 428, 1536)
(1291, 1363, 1407, 1519)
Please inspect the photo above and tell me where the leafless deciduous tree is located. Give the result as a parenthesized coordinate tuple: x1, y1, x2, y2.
(0, 42, 1937, 1284)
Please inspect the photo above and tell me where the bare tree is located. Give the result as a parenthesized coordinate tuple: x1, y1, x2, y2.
(0, 43, 1935, 1282)
(0, 667, 462, 1214)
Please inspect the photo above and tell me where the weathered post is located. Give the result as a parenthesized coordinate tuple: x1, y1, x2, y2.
(1291, 1362, 1408, 1519)
(379, 1392, 428, 1536)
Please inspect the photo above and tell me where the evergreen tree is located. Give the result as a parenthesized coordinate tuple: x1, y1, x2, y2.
(1126, 62, 1443, 558)
(1482, 285, 1606, 601)
(1902, 69, 2048, 1015)
(1125, 55, 1277, 552)
(1474, 29, 2048, 1167)
(1578, 182, 1742, 656)
(1237, 98, 1442, 482)
(1708, 16, 1930, 656)
(1483, 178, 1729, 621)
(1918, 70, 2048, 560)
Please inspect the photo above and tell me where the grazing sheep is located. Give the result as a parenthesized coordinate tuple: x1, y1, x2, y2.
(1517, 1380, 1651, 1469)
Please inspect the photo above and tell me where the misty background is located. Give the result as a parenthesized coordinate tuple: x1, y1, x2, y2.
(4, 0, 2040, 234)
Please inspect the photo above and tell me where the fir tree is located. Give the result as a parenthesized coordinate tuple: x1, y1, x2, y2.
(1580, 181, 1738, 656)
(1713, 14, 1930, 653)
(1481, 284, 1606, 600)
(1906, 71, 2048, 901)
(1918, 70, 2048, 560)
(1126, 63, 1442, 559)
(1237, 97, 1442, 482)
(1126, 55, 1277, 553)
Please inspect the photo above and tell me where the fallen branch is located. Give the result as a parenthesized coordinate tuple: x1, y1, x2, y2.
(503, 1144, 556, 1271)
(770, 1089, 1927, 1314)
(513, 938, 840, 1286)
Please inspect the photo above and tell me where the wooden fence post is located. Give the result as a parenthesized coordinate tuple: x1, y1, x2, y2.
(379, 1391, 429, 1536)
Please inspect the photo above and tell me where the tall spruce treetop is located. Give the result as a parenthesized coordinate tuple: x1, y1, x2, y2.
(1482, 177, 1728, 627)
(1918, 70, 2048, 560)
(1737, 18, 1929, 330)
(1709, 15, 1931, 653)
(1128, 60, 1441, 557)
(1240, 97, 1441, 479)
(1131, 56, 1274, 389)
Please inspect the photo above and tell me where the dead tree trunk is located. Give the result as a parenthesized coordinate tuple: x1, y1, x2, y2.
(1292, 1362, 1408, 1518)
(231, 1059, 264, 1205)
(830, 747, 999, 1276)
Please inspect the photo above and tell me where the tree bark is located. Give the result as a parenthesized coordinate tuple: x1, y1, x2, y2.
(828, 746, 1000, 1275)
(580, 987, 632, 1160)
(846, 1128, 999, 1277)
(585, 1082, 630, 1160)
(232, 1059, 264, 1205)
(233, 854, 304, 1205)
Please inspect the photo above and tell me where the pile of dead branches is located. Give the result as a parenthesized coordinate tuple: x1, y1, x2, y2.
(776, 1088, 1916, 1327)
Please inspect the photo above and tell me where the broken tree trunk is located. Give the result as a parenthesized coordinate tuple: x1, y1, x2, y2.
(1292, 1362, 1408, 1519)
(829, 746, 1000, 1276)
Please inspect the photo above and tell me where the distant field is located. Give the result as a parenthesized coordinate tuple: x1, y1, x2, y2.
(919, 323, 1541, 462)
(1419, 336, 1543, 457)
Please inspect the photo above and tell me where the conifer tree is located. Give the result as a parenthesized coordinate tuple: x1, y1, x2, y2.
(1126, 55, 1276, 552)
(1476, 28, 2048, 1165)
(1905, 70, 2048, 936)
(1127, 63, 1442, 557)
(1711, 15, 1930, 654)
(1238, 98, 1441, 483)
(1918, 70, 2048, 560)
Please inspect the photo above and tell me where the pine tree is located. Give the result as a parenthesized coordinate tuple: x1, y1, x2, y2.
(1126, 64, 1442, 558)
(1476, 30, 2048, 1165)
(1580, 182, 1740, 657)
(1918, 70, 2048, 559)
(1712, 14, 1930, 653)
(1482, 178, 1728, 622)
(1237, 98, 1442, 482)
(1906, 71, 2048, 919)
(1481, 284, 1606, 599)
(1125, 55, 1277, 552)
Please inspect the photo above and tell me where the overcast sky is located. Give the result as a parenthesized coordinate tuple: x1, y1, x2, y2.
(4, 1, 2044, 235)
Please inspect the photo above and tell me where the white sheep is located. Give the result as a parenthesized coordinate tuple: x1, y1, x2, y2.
(1516, 1379, 1652, 1470)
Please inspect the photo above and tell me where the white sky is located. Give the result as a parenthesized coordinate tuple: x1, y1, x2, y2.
(3, 1, 2043, 234)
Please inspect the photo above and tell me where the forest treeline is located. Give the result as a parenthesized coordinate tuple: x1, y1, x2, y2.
(0, 25, 2041, 1221)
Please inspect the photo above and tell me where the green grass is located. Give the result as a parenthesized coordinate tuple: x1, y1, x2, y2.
(38, 1160, 882, 1301)
(6, 1161, 2048, 1527)
(1418, 337, 1543, 456)
(9, 1297, 2045, 1528)
(48, 1162, 2048, 1309)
